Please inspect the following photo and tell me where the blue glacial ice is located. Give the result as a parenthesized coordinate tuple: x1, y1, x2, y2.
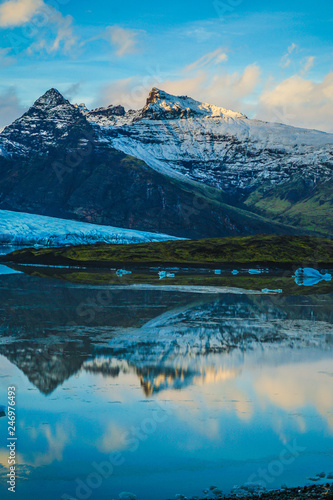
(294, 268, 332, 286)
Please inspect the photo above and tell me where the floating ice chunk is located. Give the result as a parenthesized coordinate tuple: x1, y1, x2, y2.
(249, 269, 261, 274)
(116, 269, 132, 277)
(295, 268, 331, 279)
(158, 270, 175, 279)
(249, 268, 269, 274)
(294, 268, 332, 286)
(232, 270, 239, 275)
(262, 288, 283, 294)
(214, 269, 221, 275)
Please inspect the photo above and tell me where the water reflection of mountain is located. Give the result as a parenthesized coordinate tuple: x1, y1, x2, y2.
(1, 273, 333, 395)
(83, 297, 333, 395)
(0, 342, 91, 394)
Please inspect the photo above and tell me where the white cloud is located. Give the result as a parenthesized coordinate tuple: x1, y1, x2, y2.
(0, 47, 15, 66)
(98, 57, 260, 115)
(0, 0, 77, 55)
(106, 25, 141, 57)
(0, 0, 42, 27)
(0, 87, 25, 128)
(257, 73, 333, 132)
(156, 63, 261, 114)
(300, 55, 315, 75)
(280, 42, 298, 68)
(26, 5, 77, 55)
(185, 48, 228, 72)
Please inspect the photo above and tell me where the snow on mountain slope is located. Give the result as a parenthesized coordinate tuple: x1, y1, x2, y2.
(0, 210, 181, 247)
(1, 87, 333, 193)
(88, 88, 333, 191)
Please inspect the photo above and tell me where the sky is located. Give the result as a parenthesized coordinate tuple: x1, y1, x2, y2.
(0, 0, 332, 131)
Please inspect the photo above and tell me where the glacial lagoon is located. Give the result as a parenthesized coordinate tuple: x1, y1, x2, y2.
(0, 266, 333, 500)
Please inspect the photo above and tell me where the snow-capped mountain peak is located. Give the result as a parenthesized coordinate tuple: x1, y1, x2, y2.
(0, 88, 89, 158)
(141, 87, 247, 120)
(33, 88, 69, 109)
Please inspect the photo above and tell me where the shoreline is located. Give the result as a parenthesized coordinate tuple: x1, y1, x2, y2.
(172, 483, 333, 500)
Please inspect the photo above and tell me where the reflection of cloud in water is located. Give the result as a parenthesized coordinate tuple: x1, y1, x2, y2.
(26, 422, 73, 467)
(97, 423, 128, 453)
(254, 360, 333, 431)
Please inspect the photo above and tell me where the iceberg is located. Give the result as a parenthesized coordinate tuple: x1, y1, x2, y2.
(294, 268, 332, 286)
(248, 268, 269, 275)
(248, 269, 261, 275)
(158, 271, 176, 279)
(116, 269, 132, 277)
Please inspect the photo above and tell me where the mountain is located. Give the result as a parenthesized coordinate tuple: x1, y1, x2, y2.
(0, 87, 332, 238)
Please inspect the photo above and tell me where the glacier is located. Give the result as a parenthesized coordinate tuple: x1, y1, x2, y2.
(0, 210, 182, 247)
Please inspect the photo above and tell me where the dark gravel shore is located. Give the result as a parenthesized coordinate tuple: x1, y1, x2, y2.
(176, 483, 333, 500)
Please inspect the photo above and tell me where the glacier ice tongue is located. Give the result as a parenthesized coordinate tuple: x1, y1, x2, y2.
(0, 210, 182, 247)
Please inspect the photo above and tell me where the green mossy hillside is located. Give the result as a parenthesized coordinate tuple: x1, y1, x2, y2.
(2, 235, 333, 267)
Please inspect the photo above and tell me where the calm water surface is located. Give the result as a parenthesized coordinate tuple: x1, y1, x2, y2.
(0, 268, 333, 500)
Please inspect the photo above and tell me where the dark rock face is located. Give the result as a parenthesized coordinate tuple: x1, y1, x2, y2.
(87, 104, 125, 119)
(0, 141, 286, 237)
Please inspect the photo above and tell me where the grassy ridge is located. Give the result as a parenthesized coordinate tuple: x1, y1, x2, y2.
(245, 178, 333, 236)
(2, 235, 333, 267)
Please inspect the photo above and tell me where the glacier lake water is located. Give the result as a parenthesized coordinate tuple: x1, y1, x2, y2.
(0, 267, 333, 500)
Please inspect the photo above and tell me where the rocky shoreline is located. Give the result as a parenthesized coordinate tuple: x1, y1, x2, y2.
(175, 483, 333, 500)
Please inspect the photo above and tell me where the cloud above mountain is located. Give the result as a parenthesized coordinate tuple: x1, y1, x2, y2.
(106, 25, 142, 57)
(257, 73, 333, 133)
(0, 0, 41, 26)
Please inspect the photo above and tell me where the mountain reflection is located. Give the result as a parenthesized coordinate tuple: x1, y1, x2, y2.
(1, 273, 332, 395)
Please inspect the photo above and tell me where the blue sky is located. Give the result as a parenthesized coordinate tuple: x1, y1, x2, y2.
(0, 0, 332, 131)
